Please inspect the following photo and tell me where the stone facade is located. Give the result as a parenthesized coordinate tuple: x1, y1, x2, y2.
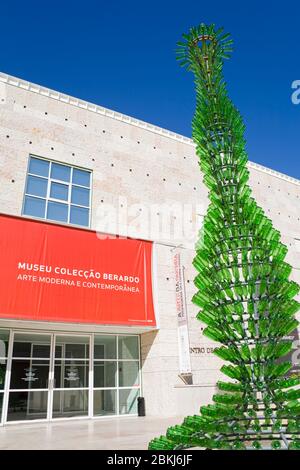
(0, 72, 299, 417)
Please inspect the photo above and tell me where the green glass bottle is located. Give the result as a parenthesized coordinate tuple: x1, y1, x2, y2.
(252, 440, 262, 450)
(271, 440, 281, 450)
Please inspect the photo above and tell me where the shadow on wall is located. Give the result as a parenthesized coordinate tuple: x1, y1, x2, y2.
(140, 330, 159, 368)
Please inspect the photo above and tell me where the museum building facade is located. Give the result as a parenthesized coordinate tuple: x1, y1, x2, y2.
(0, 72, 299, 425)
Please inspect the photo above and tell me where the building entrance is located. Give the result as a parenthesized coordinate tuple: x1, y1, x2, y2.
(0, 329, 140, 424)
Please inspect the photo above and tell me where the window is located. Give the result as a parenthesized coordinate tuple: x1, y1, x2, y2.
(93, 335, 140, 416)
(1, 331, 140, 423)
(22, 156, 91, 227)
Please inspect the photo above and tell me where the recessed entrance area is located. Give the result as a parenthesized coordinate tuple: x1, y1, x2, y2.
(0, 329, 141, 424)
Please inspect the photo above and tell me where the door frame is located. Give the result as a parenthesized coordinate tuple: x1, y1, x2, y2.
(49, 332, 92, 421)
(2, 330, 92, 424)
(1, 328, 141, 425)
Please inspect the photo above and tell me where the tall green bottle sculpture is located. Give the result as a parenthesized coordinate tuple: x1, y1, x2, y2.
(148, 24, 300, 451)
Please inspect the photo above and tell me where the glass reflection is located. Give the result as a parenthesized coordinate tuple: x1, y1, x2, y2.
(55, 336, 89, 359)
(119, 361, 139, 387)
(13, 334, 51, 358)
(7, 391, 48, 421)
(52, 390, 88, 418)
(94, 335, 116, 359)
(10, 359, 50, 389)
(118, 336, 139, 360)
(119, 389, 139, 415)
(94, 390, 116, 416)
(0, 361, 7, 391)
(94, 362, 116, 388)
(0, 329, 9, 358)
(54, 360, 89, 388)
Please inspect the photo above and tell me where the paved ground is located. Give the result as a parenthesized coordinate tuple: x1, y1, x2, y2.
(0, 416, 184, 450)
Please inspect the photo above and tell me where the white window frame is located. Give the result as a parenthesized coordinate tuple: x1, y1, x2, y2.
(22, 155, 92, 228)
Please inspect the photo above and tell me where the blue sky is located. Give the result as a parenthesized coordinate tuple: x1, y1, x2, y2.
(1, 1, 300, 178)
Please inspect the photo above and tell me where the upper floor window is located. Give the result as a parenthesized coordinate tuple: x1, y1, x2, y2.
(22, 156, 91, 227)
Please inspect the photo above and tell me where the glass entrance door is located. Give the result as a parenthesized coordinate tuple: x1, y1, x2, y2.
(6, 332, 51, 422)
(51, 335, 90, 418)
(5, 332, 91, 422)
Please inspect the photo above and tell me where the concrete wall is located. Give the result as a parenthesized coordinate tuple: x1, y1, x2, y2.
(0, 73, 300, 418)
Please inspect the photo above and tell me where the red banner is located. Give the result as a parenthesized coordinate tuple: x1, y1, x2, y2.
(0, 215, 156, 327)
